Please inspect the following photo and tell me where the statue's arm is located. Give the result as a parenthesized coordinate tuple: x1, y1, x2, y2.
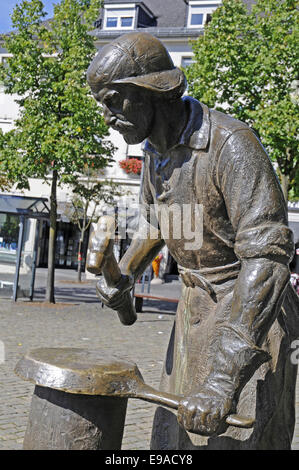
(218, 129, 294, 348)
(208, 129, 294, 395)
(96, 153, 164, 310)
(119, 229, 164, 282)
(178, 129, 294, 436)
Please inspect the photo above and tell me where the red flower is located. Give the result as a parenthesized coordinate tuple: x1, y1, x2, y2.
(119, 158, 142, 175)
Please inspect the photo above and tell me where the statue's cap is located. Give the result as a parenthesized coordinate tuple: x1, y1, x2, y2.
(87, 32, 187, 100)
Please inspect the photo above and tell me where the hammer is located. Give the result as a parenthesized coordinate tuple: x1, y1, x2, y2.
(86, 215, 137, 326)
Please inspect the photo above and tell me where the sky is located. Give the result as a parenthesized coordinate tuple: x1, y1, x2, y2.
(0, 0, 58, 33)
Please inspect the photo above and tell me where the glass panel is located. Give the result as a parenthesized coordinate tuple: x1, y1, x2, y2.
(191, 13, 204, 25)
(106, 17, 117, 27)
(0, 213, 18, 258)
(19, 218, 36, 296)
(121, 17, 133, 27)
(0, 215, 32, 299)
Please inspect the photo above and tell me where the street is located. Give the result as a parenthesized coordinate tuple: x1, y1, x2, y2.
(0, 268, 298, 450)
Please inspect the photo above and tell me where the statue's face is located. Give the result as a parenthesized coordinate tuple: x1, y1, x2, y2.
(95, 86, 154, 145)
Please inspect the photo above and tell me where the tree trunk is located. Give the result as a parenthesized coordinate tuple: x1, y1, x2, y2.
(280, 173, 289, 204)
(77, 236, 83, 283)
(77, 205, 88, 283)
(46, 170, 58, 303)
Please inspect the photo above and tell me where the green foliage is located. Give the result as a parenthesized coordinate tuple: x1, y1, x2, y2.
(0, 129, 13, 190)
(185, 0, 299, 199)
(64, 164, 123, 281)
(0, 0, 114, 189)
(0, 215, 19, 243)
(67, 164, 122, 229)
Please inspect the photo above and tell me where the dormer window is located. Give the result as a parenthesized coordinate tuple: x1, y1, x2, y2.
(103, 5, 136, 30)
(187, 1, 221, 28)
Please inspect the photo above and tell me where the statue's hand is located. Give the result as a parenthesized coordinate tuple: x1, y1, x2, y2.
(177, 388, 234, 436)
(96, 274, 134, 310)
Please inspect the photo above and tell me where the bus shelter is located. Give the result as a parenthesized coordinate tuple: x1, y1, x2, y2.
(0, 194, 50, 301)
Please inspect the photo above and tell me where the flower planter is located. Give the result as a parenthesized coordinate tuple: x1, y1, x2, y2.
(119, 158, 142, 176)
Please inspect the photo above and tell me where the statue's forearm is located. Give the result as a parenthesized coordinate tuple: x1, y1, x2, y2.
(203, 258, 290, 402)
(119, 236, 165, 282)
(230, 258, 290, 346)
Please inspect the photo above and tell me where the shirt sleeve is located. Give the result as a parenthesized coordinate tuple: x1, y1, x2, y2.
(197, 129, 295, 403)
(217, 128, 294, 264)
(215, 127, 294, 347)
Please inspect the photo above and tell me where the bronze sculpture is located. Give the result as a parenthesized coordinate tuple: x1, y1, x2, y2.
(87, 32, 299, 450)
(15, 347, 254, 450)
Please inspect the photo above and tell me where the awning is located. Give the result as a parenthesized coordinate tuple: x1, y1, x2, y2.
(0, 194, 50, 219)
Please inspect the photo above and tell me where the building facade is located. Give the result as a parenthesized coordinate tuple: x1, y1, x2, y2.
(0, 0, 298, 282)
(89, 0, 223, 199)
(0, 0, 222, 277)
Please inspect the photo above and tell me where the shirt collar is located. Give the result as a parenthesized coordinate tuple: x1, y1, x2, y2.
(179, 96, 210, 150)
(144, 96, 210, 155)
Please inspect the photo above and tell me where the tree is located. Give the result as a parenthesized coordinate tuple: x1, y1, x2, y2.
(65, 165, 122, 282)
(0, 215, 19, 245)
(0, 130, 13, 191)
(0, 0, 115, 302)
(185, 0, 299, 201)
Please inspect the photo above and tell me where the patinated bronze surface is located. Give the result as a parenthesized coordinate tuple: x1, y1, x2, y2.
(22, 387, 127, 450)
(15, 347, 142, 395)
(87, 32, 299, 449)
(15, 347, 253, 433)
(86, 216, 137, 325)
(15, 348, 132, 450)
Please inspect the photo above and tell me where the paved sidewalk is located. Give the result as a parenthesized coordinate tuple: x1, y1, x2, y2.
(0, 268, 298, 450)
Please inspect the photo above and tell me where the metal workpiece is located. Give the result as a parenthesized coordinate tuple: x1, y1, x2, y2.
(15, 347, 255, 449)
(15, 348, 133, 450)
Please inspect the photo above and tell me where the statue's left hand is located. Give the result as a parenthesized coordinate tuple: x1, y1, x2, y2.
(177, 389, 234, 436)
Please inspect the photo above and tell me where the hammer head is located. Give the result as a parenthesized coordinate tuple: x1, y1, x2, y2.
(86, 215, 116, 274)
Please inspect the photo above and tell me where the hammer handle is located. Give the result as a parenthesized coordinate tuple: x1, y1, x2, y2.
(133, 382, 255, 430)
(102, 253, 137, 326)
(102, 252, 122, 287)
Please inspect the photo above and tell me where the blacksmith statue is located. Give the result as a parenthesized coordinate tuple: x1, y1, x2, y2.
(87, 32, 299, 450)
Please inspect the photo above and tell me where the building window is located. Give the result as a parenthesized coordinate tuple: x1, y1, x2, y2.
(187, 1, 221, 28)
(121, 16, 133, 27)
(103, 6, 135, 30)
(191, 13, 204, 25)
(106, 17, 118, 28)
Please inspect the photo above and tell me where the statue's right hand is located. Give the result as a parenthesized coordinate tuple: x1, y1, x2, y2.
(96, 274, 134, 310)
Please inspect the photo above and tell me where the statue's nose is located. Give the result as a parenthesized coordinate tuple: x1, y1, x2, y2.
(103, 105, 117, 126)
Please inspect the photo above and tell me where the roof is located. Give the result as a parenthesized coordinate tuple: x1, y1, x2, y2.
(0, 194, 50, 218)
(140, 0, 187, 28)
(0, 1, 258, 39)
(97, 0, 188, 28)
